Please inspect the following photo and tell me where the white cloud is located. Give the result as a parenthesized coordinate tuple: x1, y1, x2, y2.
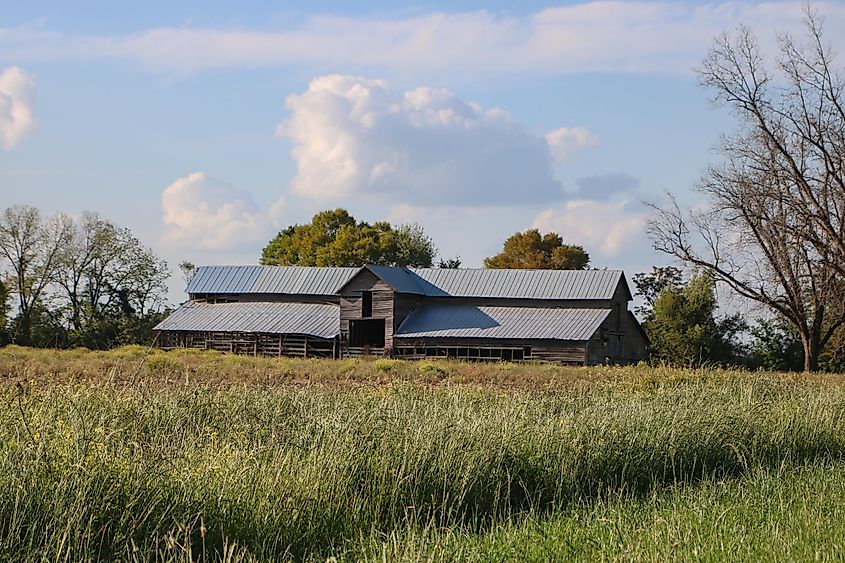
(161, 172, 272, 251)
(545, 127, 599, 161)
(280, 74, 562, 205)
(0, 66, 36, 149)
(2, 3, 844, 75)
(533, 200, 647, 257)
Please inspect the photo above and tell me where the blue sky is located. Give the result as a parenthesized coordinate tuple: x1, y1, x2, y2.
(2, 1, 844, 303)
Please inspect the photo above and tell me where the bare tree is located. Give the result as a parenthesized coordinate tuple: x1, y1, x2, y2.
(0, 206, 73, 344)
(648, 12, 845, 371)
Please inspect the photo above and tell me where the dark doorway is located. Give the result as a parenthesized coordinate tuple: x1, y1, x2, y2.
(350, 318, 385, 347)
(361, 291, 373, 317)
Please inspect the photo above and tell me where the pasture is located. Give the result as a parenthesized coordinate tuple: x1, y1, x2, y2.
(1, 346, 844, 561)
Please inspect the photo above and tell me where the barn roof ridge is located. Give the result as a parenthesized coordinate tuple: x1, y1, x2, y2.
(187, 264, 628, 301)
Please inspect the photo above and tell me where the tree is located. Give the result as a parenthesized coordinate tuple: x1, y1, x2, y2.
(748, 318, 804, 372)
(260, 209, 436, 267)
(647, 13, 845, 371)
(0, 205, 73, 345)
(179, 260, 198, 284)
(632, 266, 683, 316)
(643, 272, 746, 367)
(484, 229, 589, 270)
(0, 280, 9, 346)
(437, 256, 462, 269)
(0, 206, 170, 349)
(53, 212, 170, 345)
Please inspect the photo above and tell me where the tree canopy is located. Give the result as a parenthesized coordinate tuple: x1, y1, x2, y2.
(260, 209, 436, 268)
(0, 205, 170, 348)
(484, 229, 589, 270)
(639, 271, 746, 367)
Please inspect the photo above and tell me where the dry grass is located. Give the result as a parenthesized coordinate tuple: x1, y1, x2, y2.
(1, 344, 838, 392)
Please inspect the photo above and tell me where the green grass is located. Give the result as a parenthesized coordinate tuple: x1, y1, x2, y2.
(1, 347, 844, 560)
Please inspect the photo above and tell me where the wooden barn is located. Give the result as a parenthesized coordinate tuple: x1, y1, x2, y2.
(155, 265, 648, 364)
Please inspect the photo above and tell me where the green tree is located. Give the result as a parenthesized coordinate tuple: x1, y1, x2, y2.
(52, 211, 170, 347)
(178, 260, 197, 284)
(483, 229, 589, 270)
(437, 256, 462, 269)
(260, 209, 436, 268)
(643, 272, 745, 367)
(632, 266, 682, 316)
(0, 280, 9, 346)
(748, 318, 804, 372)
(0, 206, 73, 345)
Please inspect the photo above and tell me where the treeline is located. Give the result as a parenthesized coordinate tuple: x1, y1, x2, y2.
(634, 266, 844, 372)
(0, 206, 170, 348)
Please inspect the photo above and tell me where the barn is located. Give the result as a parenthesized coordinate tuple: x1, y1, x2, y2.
(155, 265, 648, 364)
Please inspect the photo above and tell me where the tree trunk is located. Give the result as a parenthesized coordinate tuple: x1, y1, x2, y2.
(16, 310, 32, 346)
(801, 332, 821, 372)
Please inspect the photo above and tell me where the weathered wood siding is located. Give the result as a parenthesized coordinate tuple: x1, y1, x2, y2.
(339, 270, 395, 354)
(392, 337, 587, 364)
(158, 331, 337, 358)
(585, 312, 648, 365)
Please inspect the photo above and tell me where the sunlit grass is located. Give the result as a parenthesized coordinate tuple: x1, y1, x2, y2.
(0, 346, 843, 560)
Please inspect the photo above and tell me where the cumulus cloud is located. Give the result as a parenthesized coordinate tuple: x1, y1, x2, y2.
(0, 66, 36, 149)
(2, 2, 844, 75)
(573, 173, 639, 199)
(545, 127, 599, 161)
(161, 172, 272, 251)
(533, 200, 647, 256)
(279, 75, 563, 205)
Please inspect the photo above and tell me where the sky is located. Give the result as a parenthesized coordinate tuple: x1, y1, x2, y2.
(3, 1, 845, 304)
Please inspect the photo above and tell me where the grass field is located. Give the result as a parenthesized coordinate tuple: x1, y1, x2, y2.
(1, 345, 844, 561)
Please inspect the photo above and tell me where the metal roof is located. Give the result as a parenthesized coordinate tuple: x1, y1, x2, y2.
(185, 265, 626, 301)
(186, 266, 358, 295)
(154, 301, 340, 338)
(410, 268, 625, 300)
(395, 304, 611, 341)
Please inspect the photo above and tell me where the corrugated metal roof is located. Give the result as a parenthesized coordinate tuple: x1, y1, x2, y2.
(154, 301, 340, 338)
(410, 268, 624, 300)
(184, 265, 626, 301)
(186, 266, 358, 295)
(395, 304, 611, 341)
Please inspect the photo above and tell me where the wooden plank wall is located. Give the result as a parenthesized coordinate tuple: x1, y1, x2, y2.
(339, 270, 395, 354)
(157, 331, 337, 358)
(392, 337, 587, 364)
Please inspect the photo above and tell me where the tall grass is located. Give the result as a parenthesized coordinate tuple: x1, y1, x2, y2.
(1, 350, 845, 560)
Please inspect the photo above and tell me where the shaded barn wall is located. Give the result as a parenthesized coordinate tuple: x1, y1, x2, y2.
(620, 312, 649, 362)
(586, 312, 648, 365)
(339, 270, 395, 353)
